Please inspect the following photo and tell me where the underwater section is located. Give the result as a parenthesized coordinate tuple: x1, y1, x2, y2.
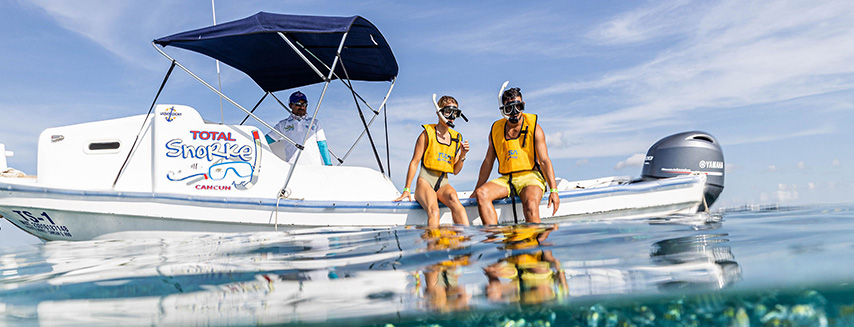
(1, 205, 854, 326)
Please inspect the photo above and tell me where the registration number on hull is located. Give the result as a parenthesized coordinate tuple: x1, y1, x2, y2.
(7, 210, 73, 238)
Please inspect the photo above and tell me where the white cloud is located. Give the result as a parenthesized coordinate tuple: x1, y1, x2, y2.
(424, 9, 580, 58)
(776, 183, 799, 202)
(614, 153, 646, 170)
(723, 126, 837, 146)
(25, 2, 154, 66)
(797, 161, 807, 169)
(535, 0, 854, 140)
(587, 0, 700, 45)
(575, 158, 589, 166)
(832, 158, 841, 166)
(545, 132, 654, 159)
(808, 182, 816, 190)
(546, 132, 565, 148)
(765, 165, 777, 173)
(725, 163, 740, 173)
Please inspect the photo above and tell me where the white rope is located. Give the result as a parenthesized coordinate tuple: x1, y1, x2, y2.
(702, 194, 710, 213)
(275, 197, 282, 231)
(1, 168, 26, 178)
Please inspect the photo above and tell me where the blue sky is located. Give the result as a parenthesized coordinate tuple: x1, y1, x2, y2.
(2, 1, 853, 244)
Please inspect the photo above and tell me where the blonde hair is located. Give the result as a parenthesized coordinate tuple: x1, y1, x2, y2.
(437, 95, 458, 107)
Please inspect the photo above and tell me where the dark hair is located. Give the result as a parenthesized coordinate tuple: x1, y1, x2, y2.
(502, 87, 522, 103)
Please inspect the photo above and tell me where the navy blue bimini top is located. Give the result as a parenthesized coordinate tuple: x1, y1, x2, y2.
(154, 12, 398, 92)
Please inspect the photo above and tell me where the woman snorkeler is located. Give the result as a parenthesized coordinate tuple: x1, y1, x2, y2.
(394, 95, 470, 226)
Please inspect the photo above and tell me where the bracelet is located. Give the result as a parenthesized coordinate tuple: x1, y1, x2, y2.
(403, 188, 411, 192)
(550, 188, 558, 193)
(461, 157, 466, 162)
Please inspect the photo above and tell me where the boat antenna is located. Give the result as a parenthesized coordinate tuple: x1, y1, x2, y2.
(113, 62, 177, 187)
(212, 0, 224, 124)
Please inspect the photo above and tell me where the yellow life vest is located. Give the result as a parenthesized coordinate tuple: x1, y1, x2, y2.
(507, 252, 544, 266)
(491, 113, 538, 174)
(422, 124, 461, 173)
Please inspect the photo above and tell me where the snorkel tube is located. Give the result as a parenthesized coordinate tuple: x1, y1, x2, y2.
(432, 93, 468, 128)
(497, 81, 520, 124)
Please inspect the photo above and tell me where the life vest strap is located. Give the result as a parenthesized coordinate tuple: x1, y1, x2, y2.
(434, 172, 446, 192)
(508, 172, 519, 224)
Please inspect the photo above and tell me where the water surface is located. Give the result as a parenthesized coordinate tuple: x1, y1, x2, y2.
(2, 205, 854, 326)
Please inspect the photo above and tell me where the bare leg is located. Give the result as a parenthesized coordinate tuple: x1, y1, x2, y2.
(519, 185, 544, 223)
(473, 182, 509, 225)
(437, 184, 468, 226)
(415, 178, 441, 227)
(424, 269, 448, 310)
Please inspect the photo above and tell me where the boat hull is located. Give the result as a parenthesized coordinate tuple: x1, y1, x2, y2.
(0, 174, 706, 241)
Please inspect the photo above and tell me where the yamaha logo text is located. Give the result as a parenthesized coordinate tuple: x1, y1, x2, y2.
(698, 160, 723, 169)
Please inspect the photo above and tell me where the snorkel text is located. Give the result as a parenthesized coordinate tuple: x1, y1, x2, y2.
(164, 130, 253, 162)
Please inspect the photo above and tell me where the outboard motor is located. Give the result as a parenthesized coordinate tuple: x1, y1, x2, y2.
(642, 131, 724, 211)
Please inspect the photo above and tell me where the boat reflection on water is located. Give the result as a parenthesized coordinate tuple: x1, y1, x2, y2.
(410, 223, 740, 313)
(651, 233, 742, 289)
(0, 218, 742, 326)
(563, 232, 741, 297)
(0, 230, 414, 326)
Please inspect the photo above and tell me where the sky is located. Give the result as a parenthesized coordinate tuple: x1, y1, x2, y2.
(1, 0, 853, 245)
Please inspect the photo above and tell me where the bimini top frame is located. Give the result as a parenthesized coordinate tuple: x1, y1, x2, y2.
(150, 12, 399, 194)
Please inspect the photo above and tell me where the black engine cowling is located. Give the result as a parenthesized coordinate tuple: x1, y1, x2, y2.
(641, 131, 724, 210)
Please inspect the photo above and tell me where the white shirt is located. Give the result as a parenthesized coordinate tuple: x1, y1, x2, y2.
(267, 114, 328, 164)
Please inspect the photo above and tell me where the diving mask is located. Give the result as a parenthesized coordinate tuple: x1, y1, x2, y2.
(497, 81, 524, 123)
(441, 106, 462, 120)
(500, 101, 524, 116)
(432, 94, 468, 128)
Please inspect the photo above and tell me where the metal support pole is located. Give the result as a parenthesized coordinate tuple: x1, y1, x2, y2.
(279, 32, 348, 196)
(340, 77, 396, 162)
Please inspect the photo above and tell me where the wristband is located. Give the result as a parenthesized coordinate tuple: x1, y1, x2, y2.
(550, 188, 558, 193)
(403, 188, 411, 192)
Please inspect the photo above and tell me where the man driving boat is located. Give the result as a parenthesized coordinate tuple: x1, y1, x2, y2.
(265, 91, 333, 166)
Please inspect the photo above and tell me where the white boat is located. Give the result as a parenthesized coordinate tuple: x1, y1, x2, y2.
(0, 12, 719, 241)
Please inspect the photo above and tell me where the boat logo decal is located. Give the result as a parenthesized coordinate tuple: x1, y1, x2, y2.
(698, 160, 723, 169)
(437, 152, 452, 164)
(164, 130, 262, 191)
(160, 106, 183, 122)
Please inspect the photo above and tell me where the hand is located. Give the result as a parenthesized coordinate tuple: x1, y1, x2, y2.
(548, 192, 560, 215)
(393, 190, 412, 202)
(461, 140, 470, 155)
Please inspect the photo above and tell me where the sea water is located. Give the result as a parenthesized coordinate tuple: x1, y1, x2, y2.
(2, 205, 854, 327)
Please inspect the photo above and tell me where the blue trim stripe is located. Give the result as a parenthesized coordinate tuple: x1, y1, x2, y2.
(0, 175, 702, 210)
